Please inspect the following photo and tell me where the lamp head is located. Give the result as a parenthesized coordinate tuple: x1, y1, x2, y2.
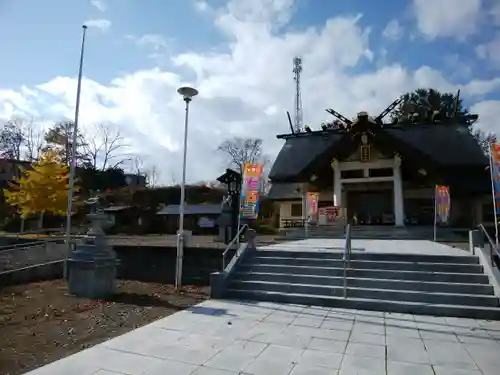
(177, 86, 198, 101)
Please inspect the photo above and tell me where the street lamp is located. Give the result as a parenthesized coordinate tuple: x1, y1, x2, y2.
(175, 86, 198, 290)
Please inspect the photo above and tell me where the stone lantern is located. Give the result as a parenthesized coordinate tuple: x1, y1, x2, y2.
(216, 169, 242, 244)
(67, 196, 118, 298)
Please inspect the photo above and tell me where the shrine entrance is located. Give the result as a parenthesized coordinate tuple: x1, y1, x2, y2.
(345, 182, 394, 225)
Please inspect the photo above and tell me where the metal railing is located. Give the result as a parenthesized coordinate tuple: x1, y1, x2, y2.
(222, 224, 249, 271)
(478, 224, 500, 267)
(0, 238, 68, 272)
(342, 224, 352, 298)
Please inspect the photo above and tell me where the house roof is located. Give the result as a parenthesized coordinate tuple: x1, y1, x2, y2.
(269, 123, 488, 183)
(156, 204, 222, 216)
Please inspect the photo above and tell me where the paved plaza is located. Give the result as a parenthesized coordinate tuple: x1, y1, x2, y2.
(263, 238, 468, 256)
(26, 299, 500, 375)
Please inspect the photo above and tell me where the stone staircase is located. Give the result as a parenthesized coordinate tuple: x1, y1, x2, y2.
(279, 225, 465, 241)
(224, 249, 500, 320)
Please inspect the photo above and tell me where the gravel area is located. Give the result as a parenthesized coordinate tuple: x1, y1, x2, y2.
(0, 280, 209, 375)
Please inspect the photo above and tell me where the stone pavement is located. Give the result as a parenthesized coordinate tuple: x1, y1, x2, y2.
(25, 299, 500, 375)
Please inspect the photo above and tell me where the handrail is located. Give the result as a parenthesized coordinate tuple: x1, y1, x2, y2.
(222, 224, 249, 270)
(342, 224, 352, 298)
(478, 224, 500, 266)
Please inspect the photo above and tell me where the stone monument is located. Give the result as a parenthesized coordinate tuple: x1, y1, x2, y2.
(67, 196, 118, 298)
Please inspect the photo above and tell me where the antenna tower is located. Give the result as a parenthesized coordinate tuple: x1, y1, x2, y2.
(293, 56, 303, 133)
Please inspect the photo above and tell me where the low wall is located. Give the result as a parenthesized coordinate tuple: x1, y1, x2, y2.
(0, 245, 233, 287)
(114, 246, 232, 285)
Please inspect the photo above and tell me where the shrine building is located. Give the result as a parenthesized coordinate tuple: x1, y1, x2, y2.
(267, 103, 492, 228)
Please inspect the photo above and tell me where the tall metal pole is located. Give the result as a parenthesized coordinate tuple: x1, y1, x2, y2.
(488, 143, 499, 248)
(433, 186, 437, 242)
(65, 25, 87, 274)
(175, 97, 191, 289)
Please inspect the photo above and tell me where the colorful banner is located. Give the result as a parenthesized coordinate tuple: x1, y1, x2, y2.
(319, 206, 341, 223)
(435, 185, 450, 224)
(239, 163, 264, 219)
(306, 192, 319, 221)
(490, 143, 500, 215)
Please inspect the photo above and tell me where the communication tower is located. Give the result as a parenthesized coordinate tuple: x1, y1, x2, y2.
(293, 56, 303, 133)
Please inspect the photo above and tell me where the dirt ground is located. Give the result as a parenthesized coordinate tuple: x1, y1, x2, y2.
(0, 280, 209, 375)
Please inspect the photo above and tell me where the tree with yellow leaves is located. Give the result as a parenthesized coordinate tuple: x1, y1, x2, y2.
(4, 149, 78, 228)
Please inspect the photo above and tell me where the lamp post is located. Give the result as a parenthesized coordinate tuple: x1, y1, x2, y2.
(65, 24, 88, 277)
(175, 86, 198, 290)
(230, 179, 241, 248)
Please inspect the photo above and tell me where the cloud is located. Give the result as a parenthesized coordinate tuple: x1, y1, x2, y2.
(1, 0, 500, 184)
(412, 0, 482, 40)
(91, 0, 106, 12)
(490, 1, 500, 25)
(476, 33, 500, 70)
(443, 54, 472, 80)
(383, 20, 404, 41)
(126, 34, 170, 51)
(84, 19, 111, 32)
(471, 100, 500, 135)
(193, 0, 211, 13)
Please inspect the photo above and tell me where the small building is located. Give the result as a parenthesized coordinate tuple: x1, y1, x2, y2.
(156, 204, 222, 234)
(268, 109, 491, 229)
(102, 205, 145, 234)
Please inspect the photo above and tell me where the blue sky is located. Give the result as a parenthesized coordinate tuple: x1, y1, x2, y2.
(0, 0, 497, 88)
(0, 0, 499, 182)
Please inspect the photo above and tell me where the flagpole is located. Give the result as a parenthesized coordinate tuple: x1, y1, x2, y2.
(433, 185, 437, 242)
(488, 143, 499, 248)
(64, 25, 87, 278)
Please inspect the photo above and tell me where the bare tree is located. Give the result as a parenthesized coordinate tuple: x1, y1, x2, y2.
(217, 137, 265, 175)
(170, 171, 178, 186)
(84, 123, 131, 170)
(22, 119, 45, 161)
(44, 121, 89, 166)
(145, 164, 160, 187)
(0, 119, 24, 159)
(473, 128, 497, 155)
(132, 155, 144, 176)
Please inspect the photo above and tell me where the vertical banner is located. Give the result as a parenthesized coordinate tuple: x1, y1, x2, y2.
(435, 185, 451, 224)
(239, 163, 264, 219)
(306, 192, 319, 222)
(434, 185, 450, 242)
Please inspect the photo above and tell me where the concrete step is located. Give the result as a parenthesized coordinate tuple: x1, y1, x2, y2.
(225, 289, 500, 320)
(228, 280, 500, 307)
(239, 264, 491, 284)
(233, 272, 495, 295)
(254, 251, 479, 264)
(248, 256, 483, 274)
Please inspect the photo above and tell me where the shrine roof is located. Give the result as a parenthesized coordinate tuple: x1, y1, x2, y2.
(269, 123, 488, 183)
(266, 182, 302, 200)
